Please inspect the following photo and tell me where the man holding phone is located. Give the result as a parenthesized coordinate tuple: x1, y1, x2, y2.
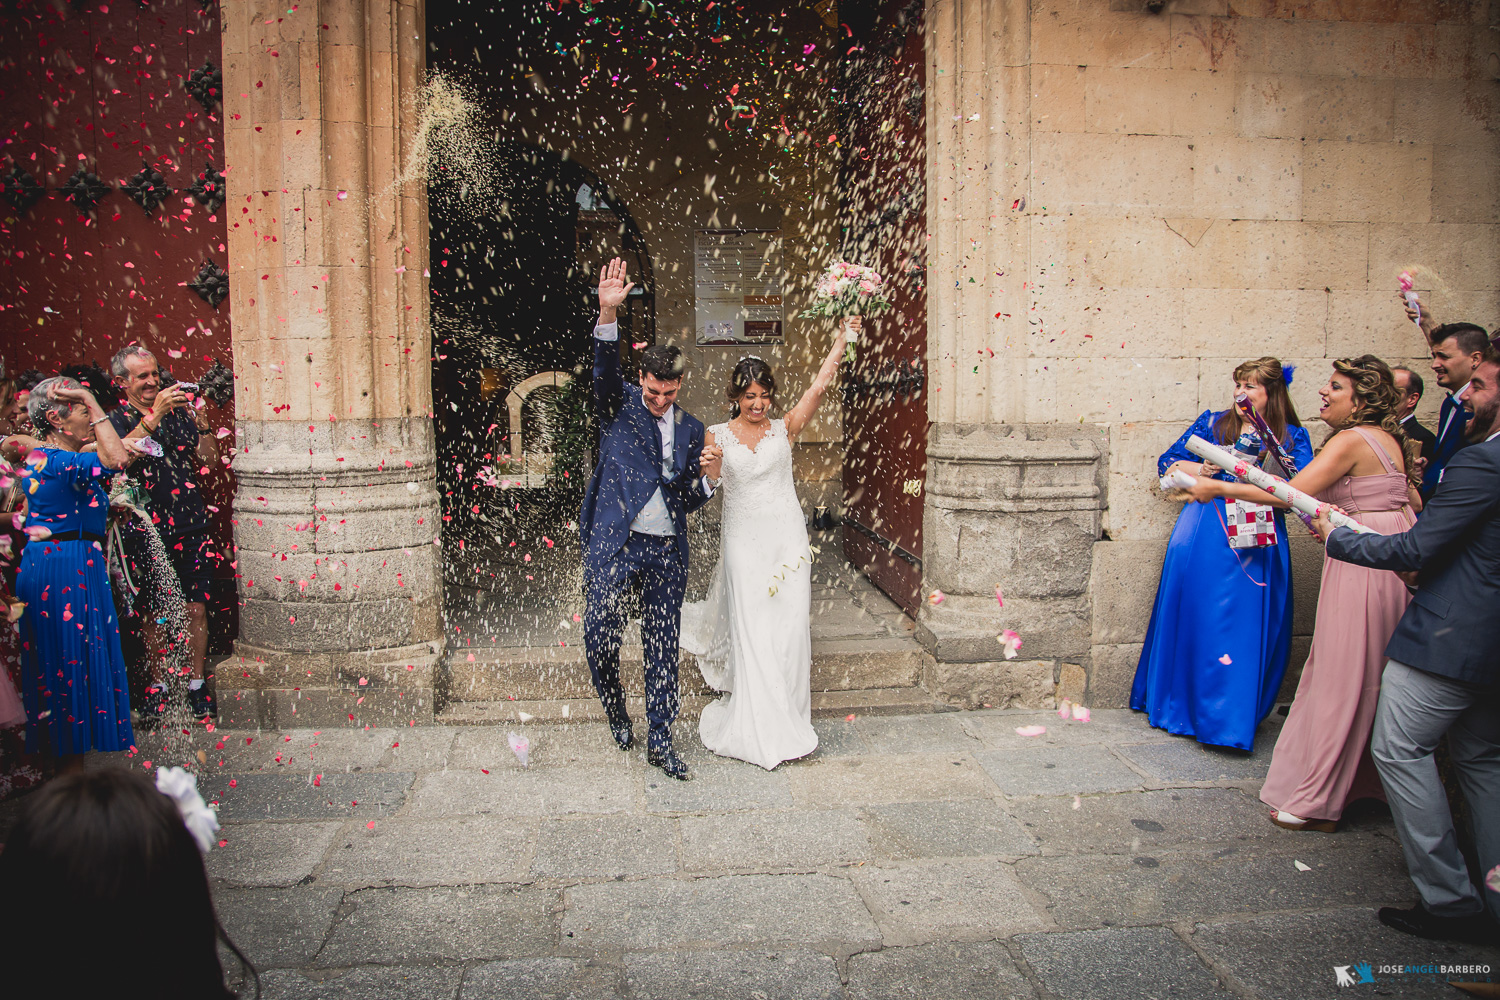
(109, 344, 223, 720)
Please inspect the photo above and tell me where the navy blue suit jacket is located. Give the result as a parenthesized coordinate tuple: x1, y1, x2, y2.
(579, 334, 711, 575)
(1419, 391, 1468, 500)
(1326, 435, 1500, 687)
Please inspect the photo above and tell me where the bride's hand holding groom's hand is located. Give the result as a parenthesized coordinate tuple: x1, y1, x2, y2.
(700, 444, 723, 482)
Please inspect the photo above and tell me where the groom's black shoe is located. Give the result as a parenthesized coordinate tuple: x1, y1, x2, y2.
(1378, 903, 1495, 945)
(606, 712, 634, 751)
(647, 746, 690, 780)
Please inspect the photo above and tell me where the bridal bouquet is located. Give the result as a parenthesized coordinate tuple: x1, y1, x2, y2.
(801, 261, 892, 361)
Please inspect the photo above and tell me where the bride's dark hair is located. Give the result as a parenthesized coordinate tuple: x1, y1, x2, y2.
(725, 356, 777, 418)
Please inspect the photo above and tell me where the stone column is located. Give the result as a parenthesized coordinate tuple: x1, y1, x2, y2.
(918, 0, 1104, 709)
(220, 0, 441, 726)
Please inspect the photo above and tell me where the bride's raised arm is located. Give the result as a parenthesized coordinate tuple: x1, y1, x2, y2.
(784, 316, 854, 439)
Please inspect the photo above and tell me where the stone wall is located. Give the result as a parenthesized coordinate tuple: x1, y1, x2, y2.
(922, 0, 1500, 708)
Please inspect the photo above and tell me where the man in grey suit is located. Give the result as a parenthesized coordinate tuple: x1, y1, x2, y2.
(1312, 348, 1500, 944)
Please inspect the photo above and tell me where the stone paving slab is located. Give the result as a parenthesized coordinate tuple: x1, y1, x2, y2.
(1017, 926, 1232, 999)
(863, 799, 1038, 859)
(853, 859, 1049, 945)
(316, 884, 558, 966)
(1115, 738, 1276, 782)
(319, 815, 534, 887)
(1007, 787, 1286, 854)
(207, 821, 343, 887)
(808, 718, 870, 758)
(561, 874, 881, 951)
(964, 711, 1181, 749)
(845, 941, 1038, 999)
(974, 746, 1144, 797)
(211, 772, 414, 823)
(624, 949, 844, 1000)
(379, 728, 457, 770)
(460, 958, 622, 1000)
(853, 714, 982, 754)
(1191, 907, 1500, 999)
(786, 754, 997, 807)
(449, 725, 629, 771)
(407, 767, 638, 817)
(530, 814, 679, 878)
(210, 729, 396, 774)
(1015, 834, 1414, 929)
(680, 808, 873, 871)
(644, 754, 794, 813)
(258, 966, 465, 1000)
(215, 886, 345, 968)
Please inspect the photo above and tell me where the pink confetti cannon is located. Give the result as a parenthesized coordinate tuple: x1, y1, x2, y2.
(1399, 271, 1421, 327)
(1184, 435, 1373, 535)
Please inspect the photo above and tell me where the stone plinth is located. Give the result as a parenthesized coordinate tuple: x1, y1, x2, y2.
(916, 424, 1104, 708)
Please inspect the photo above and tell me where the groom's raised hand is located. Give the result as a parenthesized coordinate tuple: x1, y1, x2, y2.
(597, 256, 636, 326)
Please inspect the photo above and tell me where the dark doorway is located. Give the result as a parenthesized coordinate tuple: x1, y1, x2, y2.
(427, 6, 656, 612)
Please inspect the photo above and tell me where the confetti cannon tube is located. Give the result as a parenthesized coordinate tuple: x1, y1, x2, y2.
(1184, 435, 1374, 534)
(1231, 392, 1315, 531)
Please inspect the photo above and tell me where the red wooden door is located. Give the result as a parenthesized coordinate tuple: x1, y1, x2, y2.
(837, 1, 927, 616)
(0, 0, 237, 645)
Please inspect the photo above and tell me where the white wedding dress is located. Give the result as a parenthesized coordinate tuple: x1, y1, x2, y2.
(680, 418, 819, 769)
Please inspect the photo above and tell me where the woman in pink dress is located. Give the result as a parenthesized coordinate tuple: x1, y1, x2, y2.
(1185, 355, 1420, 831)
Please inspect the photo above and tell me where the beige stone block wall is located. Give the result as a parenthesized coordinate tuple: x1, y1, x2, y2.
(969, 0, 1500, 700)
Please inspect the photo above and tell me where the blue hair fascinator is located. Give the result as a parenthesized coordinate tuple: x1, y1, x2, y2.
(1282, 364, 1296, 386)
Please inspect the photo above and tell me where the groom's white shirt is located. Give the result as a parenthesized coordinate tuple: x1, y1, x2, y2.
(594, 321, 713, 537)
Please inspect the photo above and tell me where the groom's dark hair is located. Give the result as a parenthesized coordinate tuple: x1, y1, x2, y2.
(639, 344, 686, 383)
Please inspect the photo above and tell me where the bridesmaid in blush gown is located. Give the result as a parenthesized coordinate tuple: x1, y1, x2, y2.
(1257, 357, 1419, 831)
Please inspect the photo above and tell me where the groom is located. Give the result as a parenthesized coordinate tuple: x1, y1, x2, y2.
(580, 257, 722, 780)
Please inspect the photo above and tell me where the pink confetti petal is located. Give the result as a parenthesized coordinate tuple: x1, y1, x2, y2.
(1071, 705, 1091, 723)
(1486, 864, 1500, 894)
(1015, 725, 1047, 737)
(928, 589, 945, 605)
(995, 585, 1005, 608)
(507, 731, 531, 767)
(1000, 630, 1023, 660)
(1219, 654, 1233, 665)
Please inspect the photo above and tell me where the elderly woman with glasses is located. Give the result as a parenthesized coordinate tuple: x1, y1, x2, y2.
(13, 376, 133, 767)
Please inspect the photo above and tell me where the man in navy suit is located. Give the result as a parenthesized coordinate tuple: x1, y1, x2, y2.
(1417, 322, 1490, 502)
(1313, 348, 1500, 944)
(580, 257, 722, 780)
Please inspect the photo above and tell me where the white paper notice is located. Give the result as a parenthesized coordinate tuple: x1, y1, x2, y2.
(694, 229, 784, 345)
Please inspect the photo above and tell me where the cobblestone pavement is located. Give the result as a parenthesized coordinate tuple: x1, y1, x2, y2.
(32, 709, 1500, 998)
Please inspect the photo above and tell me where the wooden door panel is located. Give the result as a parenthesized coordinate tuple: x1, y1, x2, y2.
(837, 0, 927, 616)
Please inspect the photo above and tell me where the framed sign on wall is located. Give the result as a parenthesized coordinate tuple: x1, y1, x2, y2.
(694, 229, 784, 345)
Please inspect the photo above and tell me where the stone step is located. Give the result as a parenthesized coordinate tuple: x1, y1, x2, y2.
(440, 635, 926, 703)
(435, 686, 944, 726)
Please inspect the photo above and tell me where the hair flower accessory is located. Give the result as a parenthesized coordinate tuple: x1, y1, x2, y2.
(155, 766, 220, 853)
(1282, 364, 1296, 386)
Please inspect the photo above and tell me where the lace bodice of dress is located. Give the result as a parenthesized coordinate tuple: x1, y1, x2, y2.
(712, 419, 802, 528)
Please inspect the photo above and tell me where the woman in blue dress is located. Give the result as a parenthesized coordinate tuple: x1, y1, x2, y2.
(15, 376, 133, 764)
(1130, 357, 1312, 751)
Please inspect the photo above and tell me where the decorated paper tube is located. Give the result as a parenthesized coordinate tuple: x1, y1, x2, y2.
(1184, 435, 1374, 534)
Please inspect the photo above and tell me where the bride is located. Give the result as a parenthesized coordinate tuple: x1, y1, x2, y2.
(680, 318, 856, 769)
